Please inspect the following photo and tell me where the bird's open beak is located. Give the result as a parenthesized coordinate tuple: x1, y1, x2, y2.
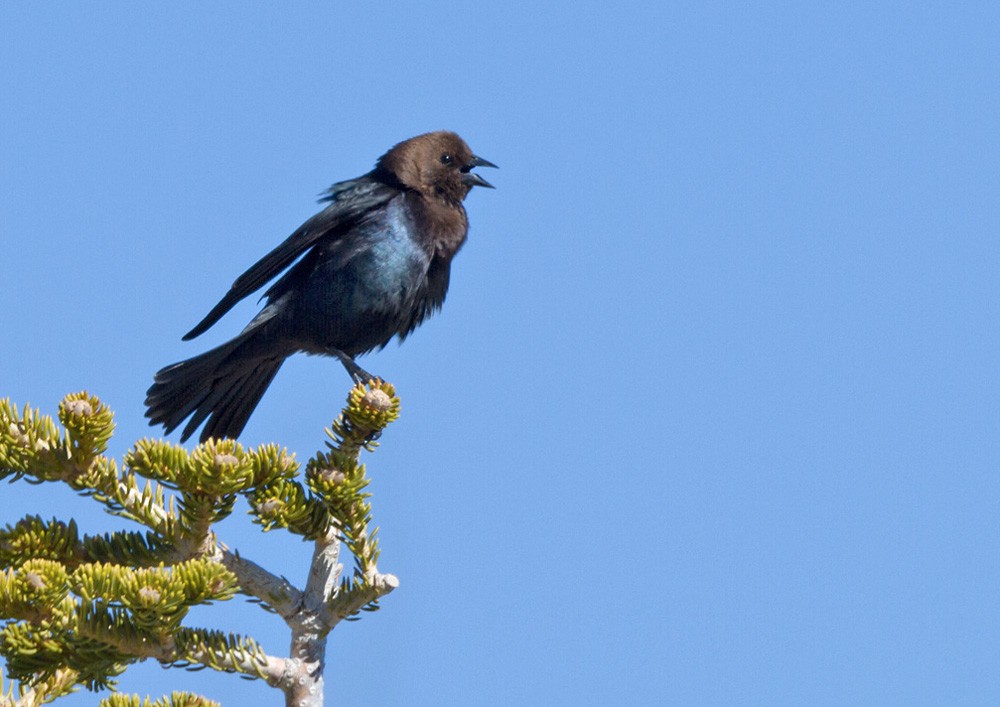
(462, 155, 498, 189)
(469, 155, 498, 169)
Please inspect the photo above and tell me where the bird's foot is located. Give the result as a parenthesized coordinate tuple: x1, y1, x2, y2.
(350, 367, 379, 385)
(330, 348, 379, 385)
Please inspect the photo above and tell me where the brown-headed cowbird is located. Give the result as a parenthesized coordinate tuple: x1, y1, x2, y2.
(145, 131, 496, 442)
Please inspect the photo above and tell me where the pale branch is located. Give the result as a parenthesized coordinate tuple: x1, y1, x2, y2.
(172, 644, 285, 686)
(75, 619, 285, 686)
(276, 531, 342, 706)
(279, 646, 327, 707)
(328, 572, 399, 627)
(215, 545, 302, 620)
(304, 527, 342, 614)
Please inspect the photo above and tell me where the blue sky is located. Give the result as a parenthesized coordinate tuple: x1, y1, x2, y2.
(2, 2, 998, 704)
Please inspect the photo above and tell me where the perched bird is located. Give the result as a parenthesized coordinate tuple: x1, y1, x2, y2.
(145, 131, 496, 443)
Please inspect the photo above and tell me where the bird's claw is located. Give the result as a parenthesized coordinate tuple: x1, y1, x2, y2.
(350, 368, 378, 386)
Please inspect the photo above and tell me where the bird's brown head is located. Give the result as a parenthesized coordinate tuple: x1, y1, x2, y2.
(376, 131, 497, 206)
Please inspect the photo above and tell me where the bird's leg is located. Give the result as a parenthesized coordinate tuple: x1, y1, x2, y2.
(328, 347, 378, 384)
(326, 347, 384, 443)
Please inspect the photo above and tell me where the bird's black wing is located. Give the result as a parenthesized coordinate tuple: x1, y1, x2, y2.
(183, 175, 399, 340)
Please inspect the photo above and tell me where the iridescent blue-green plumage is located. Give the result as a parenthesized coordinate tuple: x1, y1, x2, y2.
(145, 131, 496, 442)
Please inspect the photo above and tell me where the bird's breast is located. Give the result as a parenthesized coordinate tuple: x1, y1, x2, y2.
(293, 197, 433, 354)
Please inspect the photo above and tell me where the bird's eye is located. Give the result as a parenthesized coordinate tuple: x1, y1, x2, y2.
(440, 154, 453, 165)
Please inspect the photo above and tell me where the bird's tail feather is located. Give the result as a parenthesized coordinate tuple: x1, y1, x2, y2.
(145, 332, 286, 443)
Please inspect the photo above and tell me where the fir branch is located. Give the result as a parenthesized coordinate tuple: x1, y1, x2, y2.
(1, 385, 403, 705)
(0, 667, 80, 707)
(214, 546, 302, 620)
(303, 527, 341, 614)
(99, 691, 220, 707)
(328, 571, 399, 624)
